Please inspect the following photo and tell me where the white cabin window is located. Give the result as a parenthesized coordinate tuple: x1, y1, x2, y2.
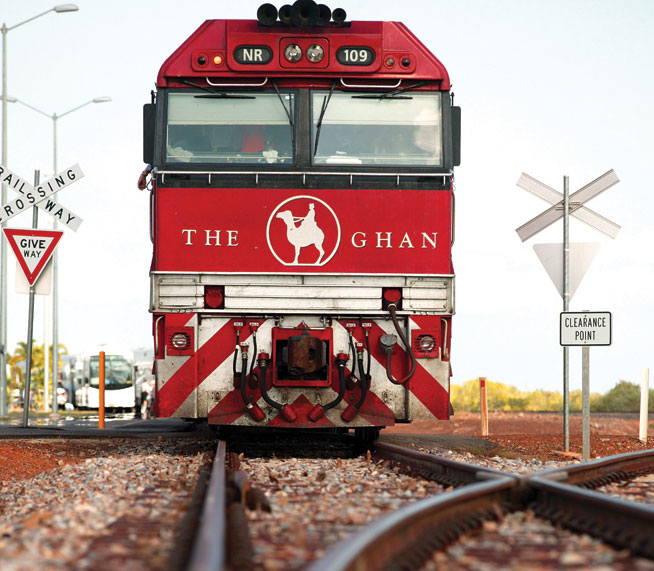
(166, 91, 295, 165)
(311, 92, 442, 166)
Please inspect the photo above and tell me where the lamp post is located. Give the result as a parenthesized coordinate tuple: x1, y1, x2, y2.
(1, 4, 79, 416)
(13, 96, 111, 413)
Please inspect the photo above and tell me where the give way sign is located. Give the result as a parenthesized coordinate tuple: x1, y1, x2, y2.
(3, 228, 63, 286)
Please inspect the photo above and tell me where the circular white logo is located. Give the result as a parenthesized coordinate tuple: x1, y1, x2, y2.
(266, 196, 341, 266)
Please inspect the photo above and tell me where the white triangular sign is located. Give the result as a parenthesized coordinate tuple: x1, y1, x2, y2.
(15, 259, 53, 294)
(3, 228, 63, 286)
(533, 242, 600, 300)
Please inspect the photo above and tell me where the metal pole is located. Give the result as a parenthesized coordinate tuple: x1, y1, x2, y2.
(51, 114, 59, 415)
(563, 175, 570, 451)
(640, 368, 650, 444)
(479, 377, 489, 436)
(98, 351, 105, 429)
(582, 345, 590, 460)
(44, 299, 50, 412)
(21, 170, 40, 427)
(1, 22, 8, 418)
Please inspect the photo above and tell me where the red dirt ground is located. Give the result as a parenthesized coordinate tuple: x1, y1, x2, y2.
(384, 411, 654, 461)
(0, 413, 651, 482)
(0, 439, 135, 482)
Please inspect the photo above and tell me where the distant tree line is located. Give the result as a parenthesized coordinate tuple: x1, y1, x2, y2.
(451, 379, 653, 413)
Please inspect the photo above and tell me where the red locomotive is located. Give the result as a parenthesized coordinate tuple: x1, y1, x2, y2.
(141, 1, 461, 439)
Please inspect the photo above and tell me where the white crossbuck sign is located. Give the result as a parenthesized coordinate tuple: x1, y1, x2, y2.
(0, 164, 84, 231)
(515, 170, 620, 242)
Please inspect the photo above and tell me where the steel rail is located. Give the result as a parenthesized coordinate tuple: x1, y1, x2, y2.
(527, 449, 654, 559)
(529, 476, 654, 559)
(372, 440, 517, 486)
(532, 448, 654, 488)
(308, 446, 654, 570)
(186, 440, 227, 571)
(308, 476, 518, 571)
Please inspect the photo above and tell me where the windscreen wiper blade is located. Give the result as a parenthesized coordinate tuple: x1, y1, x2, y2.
(178, 79, 256, 99)
(195, 93, 256, 99)
(351, 94, 412, 99)
(351, 80, 429, 100)
(314, 80, 336, 156)
(271, 80, 295, 149)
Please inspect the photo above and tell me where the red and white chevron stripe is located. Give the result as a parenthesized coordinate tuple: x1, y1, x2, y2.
(154, 313, 450, 427)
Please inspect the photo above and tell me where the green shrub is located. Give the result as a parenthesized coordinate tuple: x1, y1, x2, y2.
(451, 378, 653, 413)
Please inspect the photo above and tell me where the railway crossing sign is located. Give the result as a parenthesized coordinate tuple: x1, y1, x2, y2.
(0, 164, 84, 231)
(3, 228, 63, 286)
(515, 170, 620, 242)
(533, 242, 600, 300)
(516, 170, 620, 459)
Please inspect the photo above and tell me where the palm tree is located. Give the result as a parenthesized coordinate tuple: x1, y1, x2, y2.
(8, 344, 26, 409)
(8, 342, 69, 410)
(9, 341, 44, 409)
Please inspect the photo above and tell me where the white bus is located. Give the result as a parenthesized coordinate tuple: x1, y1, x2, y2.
(74, 347, 136, 410)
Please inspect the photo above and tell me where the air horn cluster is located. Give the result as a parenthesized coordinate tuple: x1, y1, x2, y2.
(257, 1, 347, 27)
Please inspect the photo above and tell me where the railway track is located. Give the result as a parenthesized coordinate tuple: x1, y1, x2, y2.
(3, 428, 649, 569)
(309, 445, 654, 570)
(182, 438, 653, 570)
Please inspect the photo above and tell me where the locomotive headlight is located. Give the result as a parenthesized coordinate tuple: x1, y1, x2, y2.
(171, 332, 192, 350)
(417, 334, 436, 353)
(306, 44, 324, 63)
(284, 44, 303, 62)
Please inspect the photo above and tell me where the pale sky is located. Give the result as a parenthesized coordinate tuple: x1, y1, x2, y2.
(1, 0, 652, 394)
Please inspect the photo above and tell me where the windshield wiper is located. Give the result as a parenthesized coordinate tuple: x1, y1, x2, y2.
(271, 80, 295, 148)
(179, 79, 256, 99)
(351, 80, 429, 100)
(195, 93, 255, 99)
(314, 80, 336, 156)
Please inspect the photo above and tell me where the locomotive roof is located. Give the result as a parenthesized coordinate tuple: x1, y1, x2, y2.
(157, 19, 451, 89)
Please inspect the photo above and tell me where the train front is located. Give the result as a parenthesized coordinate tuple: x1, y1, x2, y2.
(142, 2, 461, 434)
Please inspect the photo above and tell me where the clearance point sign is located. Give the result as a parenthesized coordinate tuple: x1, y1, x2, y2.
(560, 311, 612, 346)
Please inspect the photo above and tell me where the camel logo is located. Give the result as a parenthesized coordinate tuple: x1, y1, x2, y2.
(266, 196, 341, 266)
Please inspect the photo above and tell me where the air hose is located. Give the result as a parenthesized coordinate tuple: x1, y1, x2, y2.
(257, 354, 297, 422)
(249, 330, 258, 378)
(322, 354, 347, 411)
(381, 304, 417, 385)
(238, 345, 265, 422)
(238, 347, 249, 406)
(354, 341, 369, 409)
(258, 356, 281, 412)
(232, 329, 241, 376)
(342, 333, 372, 422)
(308, 353, 348, 422)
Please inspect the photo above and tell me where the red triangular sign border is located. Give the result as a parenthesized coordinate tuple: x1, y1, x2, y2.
(3, 228, 63, 286)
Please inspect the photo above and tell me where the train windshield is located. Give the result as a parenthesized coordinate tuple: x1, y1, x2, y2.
(311, 92, 442, 166)
(89, 355, 133, 390)
(166, 91, 295, 165)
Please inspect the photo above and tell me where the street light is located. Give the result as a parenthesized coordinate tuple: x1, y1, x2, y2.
(1, 5, 79, 417)
(12, 96, 111, 413)
(15, 96, 111, 172)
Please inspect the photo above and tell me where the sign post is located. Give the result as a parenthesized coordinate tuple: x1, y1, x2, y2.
(560, 311, 612, 459)
(563, 176, 570, 451)
(0, 163, 82, 419)
(19, 171, 41, 426)
(640, 369, 650, 444)
(516, 170, 620, 451)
